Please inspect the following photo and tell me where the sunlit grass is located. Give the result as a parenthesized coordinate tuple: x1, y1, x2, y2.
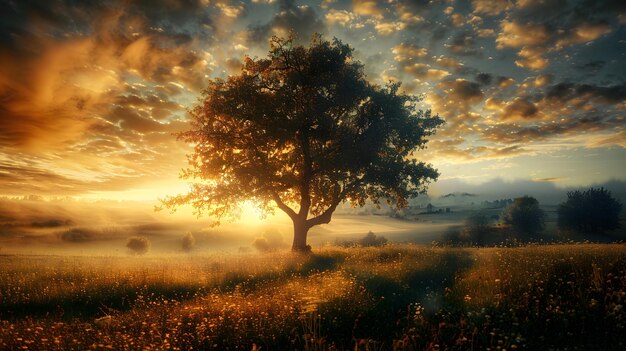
(1, 244, 624, 350)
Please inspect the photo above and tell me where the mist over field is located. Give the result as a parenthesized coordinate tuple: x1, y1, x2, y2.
(2, 178, 624, 256)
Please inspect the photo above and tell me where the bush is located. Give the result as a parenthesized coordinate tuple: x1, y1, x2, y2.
(558, 187, 622, 235)
(252, 237, 271, 252)
(126, 236, 150, 255)
(182, 232, 196, 252)
(501, 196, 545, 238)
(335, 231, 388, 248)
(358, 231, 388, 247)
(464, 211, 493, 245)
(251, 230, 286, 252)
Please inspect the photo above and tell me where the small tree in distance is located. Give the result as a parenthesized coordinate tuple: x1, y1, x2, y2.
(358, 231, 388, 247)
(126, 236, 150, 255)
(160, 35, 443, 252)
(558, 187, 622, 235)
(464, 211, 492, 245)
(502, 196, 545, 238)
(182, 232, 196, 252)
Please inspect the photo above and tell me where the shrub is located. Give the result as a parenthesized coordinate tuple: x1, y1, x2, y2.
(442, 226, 465, 246)
(501, 196, 545, 238)
(464, 211, 493, 245)
(182, 232, 196, 252)
(252, 237, 271, 252)
(126, 236, 150, 255)
(251, 230, 286, 252)
(558, 187, 622, 235)
(358, 231, 388, 247)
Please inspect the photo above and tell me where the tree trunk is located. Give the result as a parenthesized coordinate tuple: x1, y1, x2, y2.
(292, 219, 310, 252)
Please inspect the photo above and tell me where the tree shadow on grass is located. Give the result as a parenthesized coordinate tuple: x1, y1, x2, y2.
(349, 250, 474, 341)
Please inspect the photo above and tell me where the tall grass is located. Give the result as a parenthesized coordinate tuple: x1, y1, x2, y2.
(1, 244, 624, 350)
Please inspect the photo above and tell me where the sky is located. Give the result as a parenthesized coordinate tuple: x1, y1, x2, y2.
(0, 0, 625, 202)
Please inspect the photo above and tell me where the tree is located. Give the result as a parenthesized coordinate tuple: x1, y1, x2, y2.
(182, 232, 196, 252)
(501, 196, 545, 237)
(161, 35, 443, 251)
(558, 187, 622, 235)
(464, 211, 492, 245)
(126, 236, 150, 255)
(358, 231, 388, 247)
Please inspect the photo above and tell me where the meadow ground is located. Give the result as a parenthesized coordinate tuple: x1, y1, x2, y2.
(1, 243, 625, 350)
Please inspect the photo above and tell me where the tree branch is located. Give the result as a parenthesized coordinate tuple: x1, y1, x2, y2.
(306, 183, 342, 227)
(271, 191, 297, 220)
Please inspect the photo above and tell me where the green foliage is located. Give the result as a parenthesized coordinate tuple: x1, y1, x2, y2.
(126, 236, 150, 255)
(558, 187, 623, 235)
(502, 196, 545, 237)
(160, 35, 443, 250)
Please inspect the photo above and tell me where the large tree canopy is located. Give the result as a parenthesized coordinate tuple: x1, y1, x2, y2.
(502, 196, 546, 238)
(558, 187, 622, 235)
(161, 35, 444, 251)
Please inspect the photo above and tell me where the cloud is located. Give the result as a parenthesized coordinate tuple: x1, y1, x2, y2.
(494, 2, 621, 70)
(392, 43, 429, 62)
(476, 28, 496, 37)
(496, 21, 550, 48)
(352, 0, 384, 19)
(545, 83, 626, 104)
(496, 76, 515, 88)
(533, 74, 553, 88)
(514, 46, 549, 70)
(472, 0, 512, 16)
(216, 2, 247, 18)
(585, 131, 626, 148)
(249, 1, 326, 43)
(446, 31, 482, 56)
(374, 21, 407, 36)
(534, 177, 567, 182)
(433, 56, 464, 70)
(556, 23, 612, 48)
(325, 9, 355, 26)
(439, 79, 484, 104)
(475, 73, 493, 86)
(0, 0, 211, 197)
(0, 38, 117, 150)
(450, 13, 465, 27)
(501, 97, 539, 120)
(0, 0, 624, 198)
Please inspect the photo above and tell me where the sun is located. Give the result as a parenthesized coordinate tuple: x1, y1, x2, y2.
(238, 201, 267, 225)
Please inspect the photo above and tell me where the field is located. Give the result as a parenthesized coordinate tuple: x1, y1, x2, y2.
(1, 244, 625, 350)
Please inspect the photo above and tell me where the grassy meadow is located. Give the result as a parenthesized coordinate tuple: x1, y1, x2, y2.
(1, 244, 625, 350)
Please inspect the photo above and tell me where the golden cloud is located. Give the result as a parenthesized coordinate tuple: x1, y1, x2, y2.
(514, 47, 549, 70)
(496, 20, 550, 48)
(352, 0, 383, 19)
(472, 0, 512, 16)
(392, 43, 429, 62)
(374, 21, 406, 36)
(556, 23, 612, 48)
(451, 13, 465, 27)
(501, 97, 540, 120)
(325, 9, 355, 26)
